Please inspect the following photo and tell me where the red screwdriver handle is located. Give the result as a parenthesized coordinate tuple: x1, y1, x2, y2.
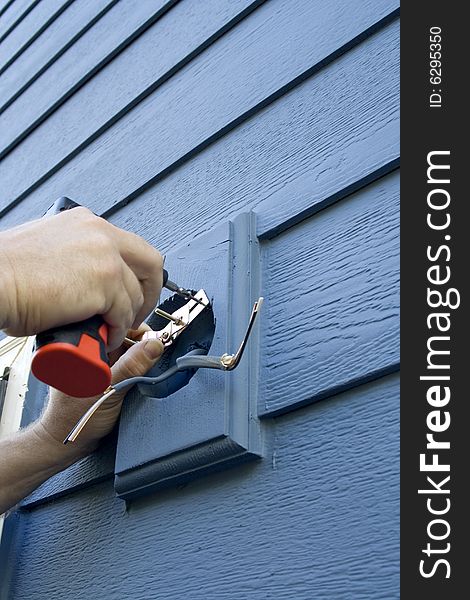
(30, 197, 112, 397)
(32, 316, 111, 398)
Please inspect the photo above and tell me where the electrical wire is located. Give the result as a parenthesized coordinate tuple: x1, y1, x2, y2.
(63, 387, 117, 443)
(63, 349, 208, 444)
(112, 364, 182, 393)
(109, 348, 224, 392)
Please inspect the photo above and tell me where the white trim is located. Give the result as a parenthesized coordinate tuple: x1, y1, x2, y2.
(0, 336, 35, 537)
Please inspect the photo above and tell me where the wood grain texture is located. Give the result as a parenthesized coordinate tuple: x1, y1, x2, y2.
(0, 0, 114, 108)
(256, 159, 400, 240)
(0, 17, 399, 241)
(0, 1, 398, 217)
(0, 0, 74, 75)
(9, 375, 399, 599)
(0, 511, 26, 599)
(115, 213, 261, 499)
(259, 171, 399, 416)
(0, 0, 175, 162)
(0, 0, 39, 42)
(106, 21, 398, 254)
(0, 0, 259, 160)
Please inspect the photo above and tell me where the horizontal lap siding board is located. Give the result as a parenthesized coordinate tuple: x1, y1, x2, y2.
(0, 1, 15, 17)
(0, 0, 116, 106)
(0, 0, 177, 161)
(0, 0, 260, 162)
(0, 16, 399, 239)
(12, 375, 399, 600)
(0, 0, 75, 75)
(0, 0, 399, 219)
(0, 0, 38, 41)
(259, 171, 399, 416)
(106, 20, 398, 251)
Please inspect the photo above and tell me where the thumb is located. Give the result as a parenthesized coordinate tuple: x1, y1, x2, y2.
(111, 338, 164, 388)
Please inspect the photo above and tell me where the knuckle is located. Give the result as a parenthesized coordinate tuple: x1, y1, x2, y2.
(135, 289, 145, 311)
(124, 306, 135, 329)
(86, 225, 114, 256)
(103, 261, 121, 284)
(72, 206, 93, 219)
(87, 215, 114, 241)
(72, 206, 98, 226)
(100, 252, 122, 281)
(111, 257, 123, 279)
(152, 247, 163, 266)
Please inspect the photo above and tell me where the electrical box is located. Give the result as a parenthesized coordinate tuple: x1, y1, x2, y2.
(114, 212, 262, 500)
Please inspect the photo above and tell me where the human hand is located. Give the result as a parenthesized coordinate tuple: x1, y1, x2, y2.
(0, 207, 163, 350)
(33, 325, 164, 460)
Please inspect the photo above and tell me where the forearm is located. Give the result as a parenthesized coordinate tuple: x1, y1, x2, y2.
(0, 318, 162, 515)
(0, 422, 90, 515)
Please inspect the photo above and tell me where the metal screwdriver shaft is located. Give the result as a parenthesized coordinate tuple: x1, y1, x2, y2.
(163, 272, 207, 307)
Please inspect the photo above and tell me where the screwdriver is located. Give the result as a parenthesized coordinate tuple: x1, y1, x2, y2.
(30, 197, 203, 398)
(162, 272, 205, 306)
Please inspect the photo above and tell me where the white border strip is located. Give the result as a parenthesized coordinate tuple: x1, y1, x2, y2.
(0, 335, 35, 536)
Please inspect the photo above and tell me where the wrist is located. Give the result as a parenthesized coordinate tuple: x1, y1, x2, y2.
(0, 422, 94, 514)
(31, 419, 96, 470)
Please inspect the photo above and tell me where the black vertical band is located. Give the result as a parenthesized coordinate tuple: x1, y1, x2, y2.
(401, 4, 467, 597)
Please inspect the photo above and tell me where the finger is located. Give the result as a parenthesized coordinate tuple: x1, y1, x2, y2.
(108, 227, 163, 324)
(105, 319, 132, 353)
(103, 270, 135, 351)
(111, 338, 164, 389)
(121, 264, 145, 329)
(133, 275, 161, 329)
(97, 338, 164, 413)
(127, 323, 152, 339)
(104, 261, 151, 350)
(107, 323, 153, 366)
(109, 225, 163, 282)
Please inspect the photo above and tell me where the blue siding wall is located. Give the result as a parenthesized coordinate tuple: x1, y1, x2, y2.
(0, 1, 399, 598)
(11, 376, 399, 600)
